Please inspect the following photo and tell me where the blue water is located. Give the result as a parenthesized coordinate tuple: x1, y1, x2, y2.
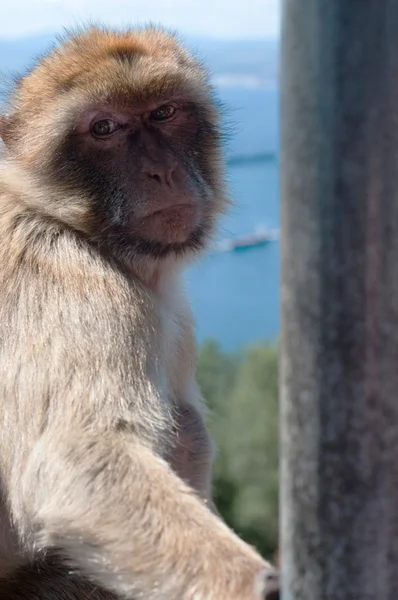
(185, 86, 280, 350)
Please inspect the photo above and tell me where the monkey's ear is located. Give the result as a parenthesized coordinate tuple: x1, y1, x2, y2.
(0, 114, 13, 148)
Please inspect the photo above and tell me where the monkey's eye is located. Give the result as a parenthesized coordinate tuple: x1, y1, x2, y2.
(90, 119, 120, 138)
(150, 105, 176, 122)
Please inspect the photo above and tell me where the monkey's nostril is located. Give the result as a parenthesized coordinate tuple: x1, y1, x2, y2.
(145, 169, 175, 187)
(146, 172, 163, 184)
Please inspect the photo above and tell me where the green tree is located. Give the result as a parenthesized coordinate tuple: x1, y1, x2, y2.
(197, 341, 279, 560)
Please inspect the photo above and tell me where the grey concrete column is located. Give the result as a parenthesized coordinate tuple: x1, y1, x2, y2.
(280, 2, 398, 599)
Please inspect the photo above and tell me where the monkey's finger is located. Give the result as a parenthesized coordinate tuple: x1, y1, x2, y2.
(259, 568, 280, 600)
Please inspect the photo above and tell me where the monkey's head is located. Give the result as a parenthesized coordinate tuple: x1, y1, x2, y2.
(0, 26, 228, 264)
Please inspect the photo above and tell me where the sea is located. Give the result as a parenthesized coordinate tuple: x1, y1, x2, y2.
(185, 85, 280, 350)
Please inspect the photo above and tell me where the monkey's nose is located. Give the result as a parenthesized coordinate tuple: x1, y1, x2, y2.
(143, 164, 176, 186)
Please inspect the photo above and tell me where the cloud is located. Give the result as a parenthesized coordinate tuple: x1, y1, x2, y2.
(0, 0, 280, 40)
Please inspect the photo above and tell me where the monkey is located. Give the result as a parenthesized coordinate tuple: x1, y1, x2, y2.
(0, 25, 280, 600)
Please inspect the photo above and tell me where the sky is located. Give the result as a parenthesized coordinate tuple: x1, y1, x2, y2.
(0, 0, 280, 40)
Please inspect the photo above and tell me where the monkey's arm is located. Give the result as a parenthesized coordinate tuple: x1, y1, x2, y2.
(12, 429, 269, 600)
(0, 229, 274, 600)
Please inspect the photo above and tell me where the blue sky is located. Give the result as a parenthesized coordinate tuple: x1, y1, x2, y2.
(0, 0, 280, 40)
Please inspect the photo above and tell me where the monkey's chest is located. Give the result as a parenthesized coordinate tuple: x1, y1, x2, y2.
(167, 400, 214, 497)
(152, 284, 213, 494)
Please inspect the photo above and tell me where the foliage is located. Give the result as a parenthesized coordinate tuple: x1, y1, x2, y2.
(196, 340, 279, 560)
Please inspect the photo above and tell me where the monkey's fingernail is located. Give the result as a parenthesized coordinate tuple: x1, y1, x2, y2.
(257, 568, 280, 600)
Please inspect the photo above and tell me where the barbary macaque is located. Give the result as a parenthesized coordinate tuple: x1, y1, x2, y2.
(0, 25, 279, 600)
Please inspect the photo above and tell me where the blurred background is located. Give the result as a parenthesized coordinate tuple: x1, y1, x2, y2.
(0, 0, 281, 560)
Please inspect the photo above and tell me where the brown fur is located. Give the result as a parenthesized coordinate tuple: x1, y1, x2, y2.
(0, 25, 279, 599)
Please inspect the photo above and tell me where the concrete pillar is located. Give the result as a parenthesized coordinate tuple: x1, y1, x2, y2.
(280, 2, 398, 599)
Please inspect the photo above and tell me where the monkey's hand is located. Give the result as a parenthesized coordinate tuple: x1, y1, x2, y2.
(13, 431, 278, 600)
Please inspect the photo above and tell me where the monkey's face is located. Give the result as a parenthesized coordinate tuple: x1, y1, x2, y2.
(64, 94, 222, 260)
(2, 27, 228, 263)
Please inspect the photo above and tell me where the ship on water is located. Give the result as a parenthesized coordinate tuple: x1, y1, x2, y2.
(211, 225, 280, 253)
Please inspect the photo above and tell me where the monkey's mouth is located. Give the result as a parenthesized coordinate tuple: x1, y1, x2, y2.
(135, 203, 200, 245)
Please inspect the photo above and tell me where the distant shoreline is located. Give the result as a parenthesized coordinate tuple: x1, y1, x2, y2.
(227, 152, 277, 167)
